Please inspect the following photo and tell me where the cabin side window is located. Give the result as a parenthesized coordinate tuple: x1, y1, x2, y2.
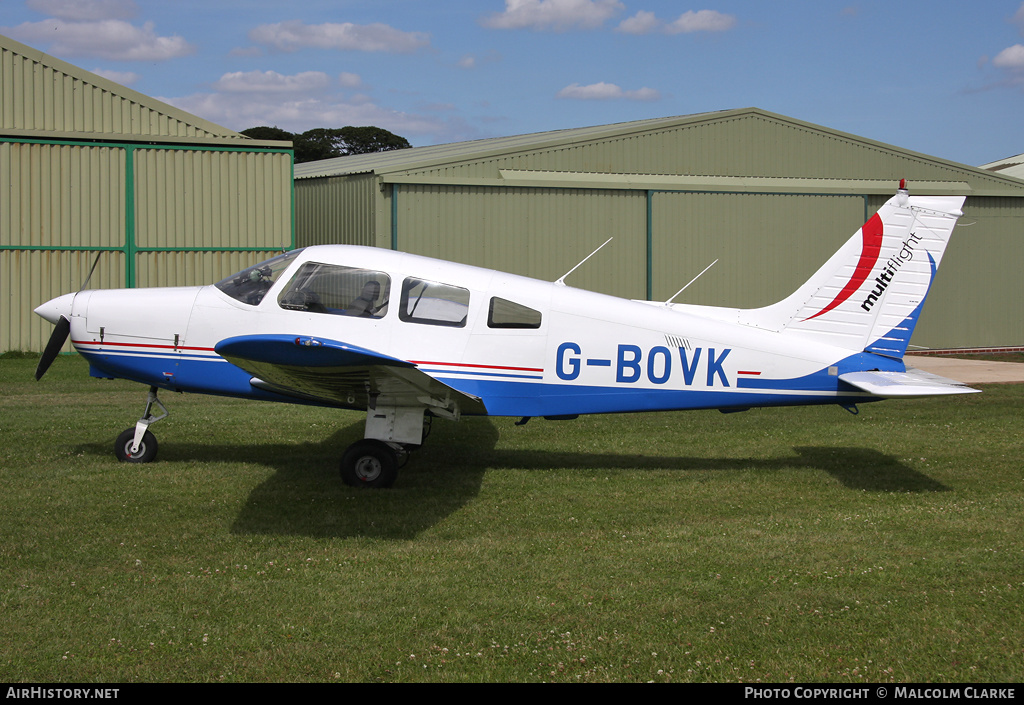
(399, 278, 470, 328)
(487, 297, 542, 329)
(278, 263, 391, 318)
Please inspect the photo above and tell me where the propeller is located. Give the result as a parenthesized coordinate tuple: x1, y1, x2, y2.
(34, 252, 101, 381)
(35, 315, 71, 380)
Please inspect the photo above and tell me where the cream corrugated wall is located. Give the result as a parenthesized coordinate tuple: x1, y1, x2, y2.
(394, 185, 648, 301)
(1, 250, 125, 355)
(135, 149, 292, 251)
(651, 192, 866, 308)
(296, 173, 378, 249)
(1, 142, 125, 352)
(0, 142, 125, 248)
(2, 142, 293, 353)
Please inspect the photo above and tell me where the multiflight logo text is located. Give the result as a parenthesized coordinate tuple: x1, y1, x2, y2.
(861, 232, 924, 312)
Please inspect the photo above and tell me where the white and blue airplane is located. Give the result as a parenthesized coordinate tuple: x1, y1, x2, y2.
(34, 182, 978, 487)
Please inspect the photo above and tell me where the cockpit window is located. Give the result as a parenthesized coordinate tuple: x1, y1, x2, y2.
(278, 263, 391, 318)
(215, 249, 304, 305)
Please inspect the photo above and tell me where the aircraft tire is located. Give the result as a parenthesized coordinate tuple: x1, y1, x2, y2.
(114, 428, 158, 463)
(341, 440, 398, 488)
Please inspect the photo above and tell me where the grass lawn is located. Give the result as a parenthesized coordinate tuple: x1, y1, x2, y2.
(1, 356, 1021, 682)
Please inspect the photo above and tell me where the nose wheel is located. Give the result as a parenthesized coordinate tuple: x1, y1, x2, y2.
(114, 386, 167, 463)
(114, 428, 158, 463)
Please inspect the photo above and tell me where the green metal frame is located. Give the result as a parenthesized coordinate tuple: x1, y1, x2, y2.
(1, 137, 296, 287)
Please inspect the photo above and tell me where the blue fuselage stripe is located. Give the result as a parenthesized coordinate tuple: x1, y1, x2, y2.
(78, 348, 882, 417)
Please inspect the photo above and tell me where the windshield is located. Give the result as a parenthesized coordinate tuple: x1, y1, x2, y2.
(215, 249, 304, 305)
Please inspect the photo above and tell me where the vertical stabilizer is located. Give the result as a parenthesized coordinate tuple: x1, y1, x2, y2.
(739, 185, 965, 357)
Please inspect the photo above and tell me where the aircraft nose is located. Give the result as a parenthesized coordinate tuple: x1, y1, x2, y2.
(34, 292, 76, 325)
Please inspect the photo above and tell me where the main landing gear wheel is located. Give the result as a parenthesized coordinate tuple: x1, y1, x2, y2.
(114, 428, 158, 463)
(340, 440, 400, 489)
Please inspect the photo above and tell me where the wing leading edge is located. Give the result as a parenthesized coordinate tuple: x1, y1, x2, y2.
(215, 334, 486, 416)
(839, 367, 981, 398)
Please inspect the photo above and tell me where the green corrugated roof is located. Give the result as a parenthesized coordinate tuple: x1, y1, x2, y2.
(982, 154, 1024, 181)
(293, 108, 1024, 197)
(293, 111, 726, 179)
(1, 33, 288, 147)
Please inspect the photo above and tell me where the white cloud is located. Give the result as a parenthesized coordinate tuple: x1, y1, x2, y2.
(160, 70, 475, 144)
(993, 44, 1024, 70)
(248, 20, 429, 53)
(338, 72, 363, 88)
(165, 90, 469, 143)
(615, 9, 737, 35)
(556, 81, 660, 101)
(26, 0, 136, 22)
(482, 0, 624, 31)
(665, 10, 737, 34)
(1013, 3, 1024, 35)
(985, 43, 1024, 89)
(90, 68, 139, 86)
(456, 51, 501, 70)
(3, 19, 194, 61)
(211, 70, 333, 94)
(616, 11, 660, 35)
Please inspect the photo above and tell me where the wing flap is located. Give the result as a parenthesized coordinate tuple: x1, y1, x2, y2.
(839, 367, 981, 398)
(216, 334, 486, 415)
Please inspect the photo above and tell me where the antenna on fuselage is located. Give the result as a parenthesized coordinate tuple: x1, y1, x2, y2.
(664, 259, 718, 305)
(555, 237, 613, 286)
(81, 252, 102, 290)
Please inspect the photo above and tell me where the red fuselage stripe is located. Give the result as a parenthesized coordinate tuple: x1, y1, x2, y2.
(72, 339, 216, 352)
(411, 359, 544, 373)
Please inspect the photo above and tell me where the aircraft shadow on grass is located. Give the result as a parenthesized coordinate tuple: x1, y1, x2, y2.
(77, 416, 948, 540)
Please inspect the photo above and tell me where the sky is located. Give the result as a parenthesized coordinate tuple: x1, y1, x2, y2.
(2, 0, 1023, 166)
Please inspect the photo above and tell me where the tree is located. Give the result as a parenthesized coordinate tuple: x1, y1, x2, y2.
(335, 126, 412, 155)
(239, 126, 292, 142)
(241, 125, 412, 163)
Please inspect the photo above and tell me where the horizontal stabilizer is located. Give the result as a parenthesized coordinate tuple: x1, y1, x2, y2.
(839, 368, 980, 398)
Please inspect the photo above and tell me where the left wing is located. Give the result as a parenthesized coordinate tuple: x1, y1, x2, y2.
(839, 367, 981, 398)
(215, 334, 487, 417)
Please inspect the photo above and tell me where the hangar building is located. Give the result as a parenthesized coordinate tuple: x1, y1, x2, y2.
(296, 110, 1024, 351)
(1, 34, 293, 354)
(4, 26, 1021, 354)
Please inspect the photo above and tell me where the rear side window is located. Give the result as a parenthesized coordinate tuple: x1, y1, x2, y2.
(488, 297, 542, 329)
(400, 278, 470, 327)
